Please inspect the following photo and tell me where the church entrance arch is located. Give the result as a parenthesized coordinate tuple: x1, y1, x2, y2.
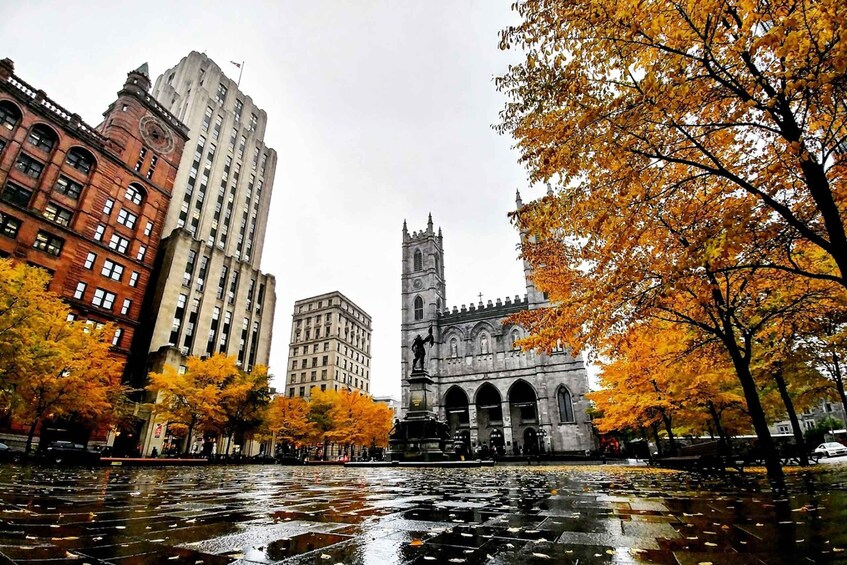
(523, 428, 539, 455)
(509, 380, 539, 452)
(444, 386, 469, 438)
(490, 429, 504, 449)
(475, 383, 503, 446)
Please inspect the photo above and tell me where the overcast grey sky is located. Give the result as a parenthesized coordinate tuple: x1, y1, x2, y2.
(0, 1, 556, 398)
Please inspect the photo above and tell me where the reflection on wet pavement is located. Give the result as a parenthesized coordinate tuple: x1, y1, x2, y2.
(0, 464, 845, 563)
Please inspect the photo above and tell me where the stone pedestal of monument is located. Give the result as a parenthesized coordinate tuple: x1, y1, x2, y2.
(388, 369, 452, 462)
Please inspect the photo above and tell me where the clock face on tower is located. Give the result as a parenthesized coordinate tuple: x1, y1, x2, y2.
(139, 114, 175, 155)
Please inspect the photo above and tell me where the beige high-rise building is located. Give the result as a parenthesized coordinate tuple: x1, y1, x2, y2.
(135, 52, 278, 456)
(285, 292, 372, 399)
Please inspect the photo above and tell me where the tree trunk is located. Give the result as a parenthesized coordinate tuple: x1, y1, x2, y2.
(25, 418, 40, 455)
(651, 422, 664, 457)
(707, 401, 732, 455)
(226, 433, 233, 456)
(660, 411, 677, 454)
(832, 352, 847, 424)
(724, 336, 785, 490)
(184, 419, 196, 456)
(773, 367, 809, 466)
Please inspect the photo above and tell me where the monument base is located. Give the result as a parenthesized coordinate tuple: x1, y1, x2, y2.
(388, 368, 455, 462)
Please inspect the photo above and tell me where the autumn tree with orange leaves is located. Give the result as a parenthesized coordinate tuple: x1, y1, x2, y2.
(497, 0, 846, 488)
(261, 388, 393, 460)
(0, 260, 125, 454)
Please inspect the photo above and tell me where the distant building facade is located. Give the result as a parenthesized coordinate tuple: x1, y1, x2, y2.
(135, 52, 278, 456)
(400, 202, 594, 455)
(0, 58, 187, 374)
(285, 291, 372, 399)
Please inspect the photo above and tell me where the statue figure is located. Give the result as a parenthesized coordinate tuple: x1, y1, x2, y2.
(450, 338, 458, 358)
(411, 326, 435, 371)
(480, 333, 489, 354)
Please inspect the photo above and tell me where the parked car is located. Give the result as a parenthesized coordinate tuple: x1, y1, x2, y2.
(813, 442, 847, 458)
(0, 442, 21, 463)
(40, 441, 101, 465)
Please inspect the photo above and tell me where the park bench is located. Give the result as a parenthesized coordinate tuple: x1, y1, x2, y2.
(656, 441, 743, 473)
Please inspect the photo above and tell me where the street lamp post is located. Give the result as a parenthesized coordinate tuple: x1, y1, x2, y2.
(539, 429, 548, 456)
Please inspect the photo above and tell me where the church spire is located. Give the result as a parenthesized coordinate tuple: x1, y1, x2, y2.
(515, 189, 523, 208)
(402, 219, 409, 240)
(546, 183, 554, 197)
(427, 212, 433, 234)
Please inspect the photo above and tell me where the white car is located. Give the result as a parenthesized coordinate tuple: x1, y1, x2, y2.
(814, 442, 847, 458)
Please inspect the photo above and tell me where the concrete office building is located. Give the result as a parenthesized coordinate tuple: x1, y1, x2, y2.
(285, 291, 372, 400)
(137, 52, 278, 456)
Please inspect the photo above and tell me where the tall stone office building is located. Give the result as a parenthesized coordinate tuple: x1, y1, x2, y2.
(400, 203, 594, 456)
(136, 52, 277, 455)
(285, 291, 372, 400)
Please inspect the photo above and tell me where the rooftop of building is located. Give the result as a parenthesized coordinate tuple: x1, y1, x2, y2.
(292, 290, 372, 323)
(438, 294, 530, 324)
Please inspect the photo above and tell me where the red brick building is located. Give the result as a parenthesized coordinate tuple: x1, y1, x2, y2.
(0, 58, 188, 381)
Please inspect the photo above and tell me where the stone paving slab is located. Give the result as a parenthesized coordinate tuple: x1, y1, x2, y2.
(0, 464, 845, 563)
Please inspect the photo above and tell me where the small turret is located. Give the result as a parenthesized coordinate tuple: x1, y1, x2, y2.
(125, 62, 151, 93)
(515, 189, 523, 209)
(427, 212, 434, 234)
(546, 183, 554, 197)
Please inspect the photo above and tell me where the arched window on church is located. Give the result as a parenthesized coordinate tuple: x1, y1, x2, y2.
(414, 250, 423, 271)
(414, 296, 423, 320)
(558, 387, 575, 423)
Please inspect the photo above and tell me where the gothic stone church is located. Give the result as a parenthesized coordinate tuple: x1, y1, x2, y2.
(400, 199, 594, 455)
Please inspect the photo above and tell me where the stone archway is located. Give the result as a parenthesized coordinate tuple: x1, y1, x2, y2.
(509, 380, 539, 452)
(444, 386, 469, 438)
(475, 383, 503, 445)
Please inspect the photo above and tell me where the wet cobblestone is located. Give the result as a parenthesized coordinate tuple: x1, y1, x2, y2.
(0, 463, 845, 563)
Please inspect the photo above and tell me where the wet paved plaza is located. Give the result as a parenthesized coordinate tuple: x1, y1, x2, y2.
(0, 464, 846, 564)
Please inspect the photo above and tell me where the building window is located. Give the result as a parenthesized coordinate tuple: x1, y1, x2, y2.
(43, 203, 72, 227)
(201, 106, 213, 132)
(100, 259, 124, 281)
(558, 387, 575, 423)
(414, 296, 423, 321)
(121, 299, 131, 315)
(54, 176, 83, 200)
(103, 199, 114, 215)
(73, 282, 87, 300)
(216, 83, 228, 104)
(66, 148, 94, 175)
(0, 211, 20, 239)
(144, 157, 157, 181)
(108, 234, 129, 254)
(0, 101, 21, 130)
(413, 249, 422, 271)
(129, 271, 139, 287)
(234, 98, 243, 120)
(91, 288, 116, 310)
(15, 153, 44, 179)
(135, 147, 147, 172)
(248, 113, 257, 131)
(33, 231, 64, 256)
(84, 252, 97, 269)
(1, 182, 32, 207)
(117, 208, 137, 229)
(112, 328, 123, 346)
(136, 245, 146, 261)
(93, 224, 105, 241)
(125, 184, 144, 205)
(27, 124, 57, 153)
(143, 221, 153, 237)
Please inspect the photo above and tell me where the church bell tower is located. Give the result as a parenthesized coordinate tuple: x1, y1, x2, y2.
(400, 214, 445, 413)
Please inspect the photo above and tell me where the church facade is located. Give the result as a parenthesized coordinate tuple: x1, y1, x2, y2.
(400, 196, 594, 455)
